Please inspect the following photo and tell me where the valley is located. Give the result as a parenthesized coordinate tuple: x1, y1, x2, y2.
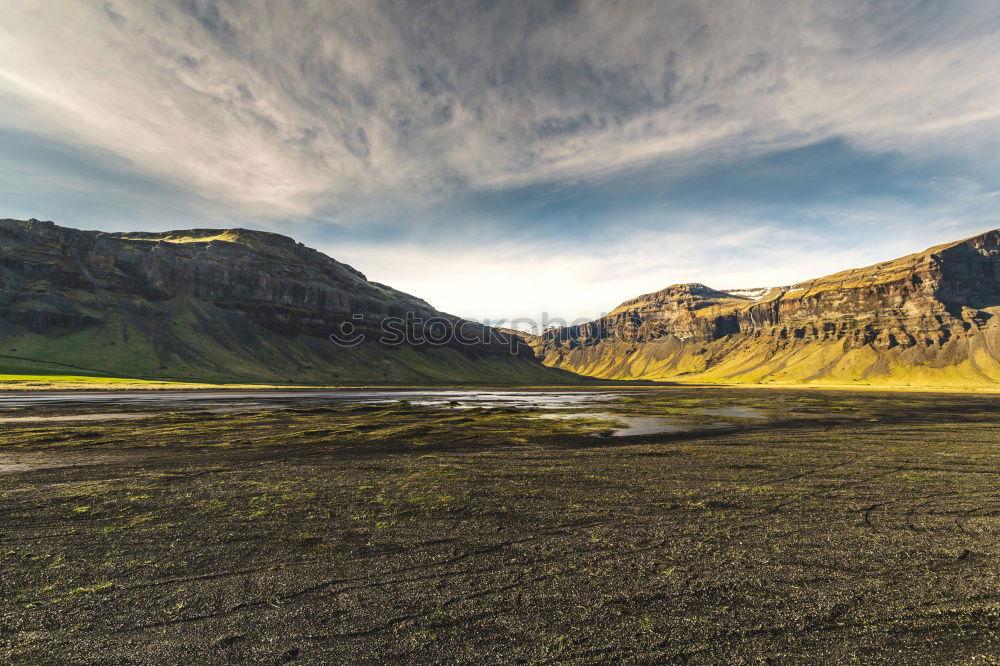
(1, 387, 997, 662)
(5, 4, 999, 663)
(3, 218, 998, 390)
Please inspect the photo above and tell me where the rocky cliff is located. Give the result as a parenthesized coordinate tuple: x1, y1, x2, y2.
(533, 229, 1000, 387)
(0, 218, 565, 384)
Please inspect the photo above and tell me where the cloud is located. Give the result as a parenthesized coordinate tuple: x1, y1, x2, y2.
(1, 1, 998, 320)
(1, 0, 999, 221)
(326, 205, 997, 327)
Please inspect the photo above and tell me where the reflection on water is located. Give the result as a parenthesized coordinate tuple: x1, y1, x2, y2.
(0, 389, 775, 434)
(0, 390, 625, 410)
(0, 390, 635, 425)
(0, 412, 152, 423)
(698, 406, 766, 419)
(0, 453, 100, 475)
(536, 412, 737, 436)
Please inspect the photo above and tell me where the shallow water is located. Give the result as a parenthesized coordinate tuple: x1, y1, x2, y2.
(535, 411, 737, 436)
(0, 388, 773, 432)
(0, 453, 101, 475)
(0, 389, 636, 425)
(0, 389, 625, 410)
(698, 406, 766, 419)
(0, 412, 153, 423)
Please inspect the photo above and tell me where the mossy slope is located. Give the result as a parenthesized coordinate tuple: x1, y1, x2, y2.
(536, 229, 1000, 388)
(0, 219, 573, 385)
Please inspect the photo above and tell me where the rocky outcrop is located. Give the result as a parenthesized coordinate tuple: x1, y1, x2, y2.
(5, 218, 996, 387)
(534, 229, 1000, 386)
(0, 219, 559, 384)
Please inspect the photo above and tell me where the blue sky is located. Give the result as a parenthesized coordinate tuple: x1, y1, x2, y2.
(1, 1, 998, 325)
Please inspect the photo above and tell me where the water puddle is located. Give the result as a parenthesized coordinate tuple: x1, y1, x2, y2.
(535, 412, 736, 436)
(0, 389, 627, 411)
(0, 412, 153, 423)
(0, 390, 777, 434)
(0, 455, 101, 475)
(698, 406, 766, 419)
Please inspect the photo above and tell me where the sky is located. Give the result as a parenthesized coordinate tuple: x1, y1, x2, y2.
(1, 0, 999, 327)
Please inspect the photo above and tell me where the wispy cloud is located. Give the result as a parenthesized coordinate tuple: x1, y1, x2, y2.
(3, 0, 999, 218)
(328, 206, 996, 325)
(0, 1, 998, 318)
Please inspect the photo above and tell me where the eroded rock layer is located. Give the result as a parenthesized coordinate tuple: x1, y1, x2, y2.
(534, 230, 1000, 387)
(0, 219, 560, 384)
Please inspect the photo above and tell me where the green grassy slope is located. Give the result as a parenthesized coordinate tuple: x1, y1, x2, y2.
(540, 318, 1000, 388)
(0, 219, 582, 386)
(0, 296, 575, 385)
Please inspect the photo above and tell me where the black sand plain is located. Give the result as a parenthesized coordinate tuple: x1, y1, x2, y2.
(1, 388, 997, 664)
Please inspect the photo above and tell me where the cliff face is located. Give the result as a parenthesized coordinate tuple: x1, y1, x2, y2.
(534, 229, 1000, 387)
(0, 219, 561, 384)
(5, 218, 997, 387)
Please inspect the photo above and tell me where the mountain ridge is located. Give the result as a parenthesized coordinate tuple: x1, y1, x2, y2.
(0, 218, 570, 384)
(531, 228, 1000, 387)
(3, 218, 998, 387)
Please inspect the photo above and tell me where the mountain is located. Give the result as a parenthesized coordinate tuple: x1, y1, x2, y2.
(531, 229, 1000, 387)
(6, 219, 997, 388)
(0, 218, 570, 384)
